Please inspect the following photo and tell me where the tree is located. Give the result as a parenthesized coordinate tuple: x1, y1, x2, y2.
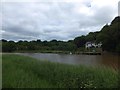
(86, 32, 99, 42)
(2, 41, 16, 52)
(74, 35, 86, 48)
(96, 16, 120, 52)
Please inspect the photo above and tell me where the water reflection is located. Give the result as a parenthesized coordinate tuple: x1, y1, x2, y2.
(17, 53, 119, 69)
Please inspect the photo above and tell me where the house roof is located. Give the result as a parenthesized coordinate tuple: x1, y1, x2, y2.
(86, 42, 92, 44)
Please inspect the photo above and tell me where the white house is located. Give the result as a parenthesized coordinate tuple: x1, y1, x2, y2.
(85, 42, 102, 48)
(97, 42, 102, 48)
(85, 42, 92, 48)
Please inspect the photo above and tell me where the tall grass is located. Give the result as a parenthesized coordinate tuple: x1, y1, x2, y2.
(2, 54, 119, 88)
(0, 53, 2, 89)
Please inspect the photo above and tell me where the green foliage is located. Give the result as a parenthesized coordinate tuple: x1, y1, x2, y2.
(97, 16, 120, 52)
(2, 54, 119, 88)
(86, 32, 99, 42)
(74, 35, 86, 48)
(2, 39, 77, 52)
(2, 41, 16, 52)
(116, 43, 120, 53)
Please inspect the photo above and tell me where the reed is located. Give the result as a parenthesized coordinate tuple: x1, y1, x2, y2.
(2, 54, 119, 88)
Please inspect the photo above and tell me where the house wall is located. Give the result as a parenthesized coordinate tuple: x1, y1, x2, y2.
(85, 42, 102, 48)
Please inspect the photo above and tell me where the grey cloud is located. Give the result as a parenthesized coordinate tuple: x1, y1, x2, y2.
(2, 25, 40, 37)
(2, 31, 38, 41)
(118, 1, 120, 16)
(1, 1, 118, 41)
(92, 6, 117, 24)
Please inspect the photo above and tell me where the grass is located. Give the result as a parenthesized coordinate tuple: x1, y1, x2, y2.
(13, 50, 71, 54)
(2, 54, 119, 88)
(0, 53, 2, 89)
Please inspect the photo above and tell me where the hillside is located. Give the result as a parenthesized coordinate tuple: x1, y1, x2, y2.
(97, 16, 120, 52)
(74, 16, 120, 53)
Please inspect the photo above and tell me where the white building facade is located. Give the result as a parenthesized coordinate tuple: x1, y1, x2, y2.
(85, 42, 102, 48)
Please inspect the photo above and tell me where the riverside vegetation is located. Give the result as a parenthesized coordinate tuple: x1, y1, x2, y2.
(2, 54, 119, 88)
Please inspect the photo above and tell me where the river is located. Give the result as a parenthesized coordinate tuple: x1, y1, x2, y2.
(16, 53, 119, 69)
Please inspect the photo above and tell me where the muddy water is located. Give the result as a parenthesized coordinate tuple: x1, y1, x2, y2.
(17, 53, 119, 69)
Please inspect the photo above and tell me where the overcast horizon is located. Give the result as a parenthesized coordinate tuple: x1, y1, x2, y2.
(1, 0, 119, 41)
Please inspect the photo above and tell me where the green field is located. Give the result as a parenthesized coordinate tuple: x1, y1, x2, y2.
(2, 54, 119, 88)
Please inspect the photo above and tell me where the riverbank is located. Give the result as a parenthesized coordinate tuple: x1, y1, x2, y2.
(2, 54, 119, 88)
(11, 50, 120, 56)
(6, 50, 103, 55)
(13, 50, 71, 54)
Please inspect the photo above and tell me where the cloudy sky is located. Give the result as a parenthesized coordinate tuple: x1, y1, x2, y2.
(1, 0, 119, 41)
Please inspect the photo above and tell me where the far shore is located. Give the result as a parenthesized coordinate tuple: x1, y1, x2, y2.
(1, 50, 120, 56)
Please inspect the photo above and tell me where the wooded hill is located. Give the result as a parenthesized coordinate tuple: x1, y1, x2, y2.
(74, 16, 120, 53)
(1, 16, 120, 53)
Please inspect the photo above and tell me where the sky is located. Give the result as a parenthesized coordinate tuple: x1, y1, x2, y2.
(1, 0, 119, 41)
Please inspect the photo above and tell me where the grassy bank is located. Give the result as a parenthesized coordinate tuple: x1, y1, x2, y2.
(13, 50, 71, 54)
(2, 54, 119, 88)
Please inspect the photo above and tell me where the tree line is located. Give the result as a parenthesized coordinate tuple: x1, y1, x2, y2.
(1, 39, 77, 52)
(1, 16, 120, 53)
